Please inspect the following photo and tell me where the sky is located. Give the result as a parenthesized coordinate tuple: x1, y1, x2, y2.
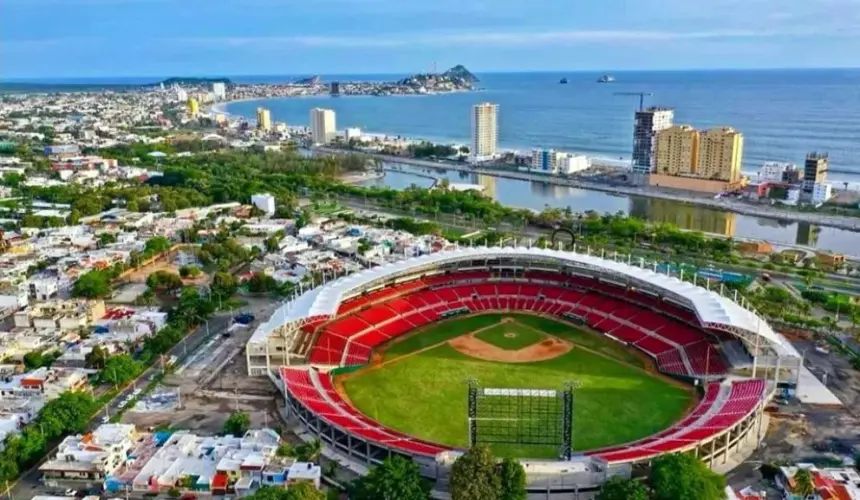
(2, 0, 860, 79)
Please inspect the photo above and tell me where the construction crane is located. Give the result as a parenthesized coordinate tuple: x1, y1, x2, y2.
(614, 92, 653, 111)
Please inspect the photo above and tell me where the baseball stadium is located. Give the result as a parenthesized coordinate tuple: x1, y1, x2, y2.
(246, 247, 802, 492)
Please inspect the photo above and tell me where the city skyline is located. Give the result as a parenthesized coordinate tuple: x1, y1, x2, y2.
(3, 0, 860, 78)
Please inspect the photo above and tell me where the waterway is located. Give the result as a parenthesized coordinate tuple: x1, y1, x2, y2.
(361, 164, 858, 255)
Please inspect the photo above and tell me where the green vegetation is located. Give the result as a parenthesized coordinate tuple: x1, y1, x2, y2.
(473, 322, 544, 350)
(449, 446, 526, 500)
(348, 456, 431, 500)
(71, 268, 115, 298)
(101, 354, 145, 386)
(596, 476, 649, 500)
(0, 391, 97, 483)
(223, 411, 250, 437)
(343, 314, 692, 457)
(650, 453, 727, 500)
(242, 484, 325, 500)
(179, 265, 202, 279)
(147, 270, 184, 293)
(23, 349, 60, 370)
(383, 315, 502, 358)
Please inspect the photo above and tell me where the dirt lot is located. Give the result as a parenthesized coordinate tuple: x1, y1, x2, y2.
(121, 296, 284, 433)
(449, 335, 572, 362)
(728, 336, 860, 493)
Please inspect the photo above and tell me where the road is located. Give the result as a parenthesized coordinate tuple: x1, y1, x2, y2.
(11, 312, 234, 498)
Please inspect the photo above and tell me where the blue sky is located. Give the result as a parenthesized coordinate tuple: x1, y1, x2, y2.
(2, 0, 859, 78)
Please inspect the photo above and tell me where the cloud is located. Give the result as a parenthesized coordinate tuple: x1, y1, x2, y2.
(173, 27, 850, 49)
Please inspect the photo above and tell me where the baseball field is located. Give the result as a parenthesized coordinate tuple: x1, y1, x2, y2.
(339, 313, 695, 458)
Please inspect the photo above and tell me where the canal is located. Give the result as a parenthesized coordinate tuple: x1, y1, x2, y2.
(360, 164, 857, 255)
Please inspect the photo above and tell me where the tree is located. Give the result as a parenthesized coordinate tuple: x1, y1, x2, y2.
(284, 483, 325, 500)
(211, 271, 238, 298)
(348, 456, 430, 500)
(98, 232, 117, 246)
(223, 411, 250, 437)
(147, 270, 184, 292)
(295, 438, 323, 463)
(650, 453, 726, 500)
(247, 272, 278, 293)
(450, 446, 501, 500)
(85, 345, 109, 369)
(101, 354, 144, 386)
(596, 476, 649, 500)
(71, 270, 112, 298)
(264, 235, 281, 253)
(498, 458, 526, 500)
(144, 236, 172, 255)
(179, 265, 202, 279)
(792, 468, 815, 498)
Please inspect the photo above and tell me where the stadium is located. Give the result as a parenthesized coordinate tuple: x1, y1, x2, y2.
(246, 247, 802, 492)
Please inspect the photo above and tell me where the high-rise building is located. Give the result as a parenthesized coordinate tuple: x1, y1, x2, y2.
(256, 107, 272, 131)
(310, 108, 336, 145)
(802, 152, 828, 192)
(187, 98, 199, 117)
(212, 82, 227, 100)
(655, 125, 698, 177)
(632, 107, 674, 177)
(696, 127, 743, 182)
(471, 103, 498, 161)
(176, 86, 187, 102)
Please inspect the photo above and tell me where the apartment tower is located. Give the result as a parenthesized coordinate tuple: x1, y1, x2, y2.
(696, 127, 743, 182)
(655, 125, 698, 176)
(802, 152, 828, 193)
(632, 107, 674, 180)
(471, 103, 498, 162)
(310, 108, 336, 145)
(256, 107, 272, 131)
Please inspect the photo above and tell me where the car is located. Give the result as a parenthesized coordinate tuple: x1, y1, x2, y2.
(100, 416, 109, 424)
(234, 313, 255, 325)
(64, 489, 77, 496)
(117, 401, 127, 409)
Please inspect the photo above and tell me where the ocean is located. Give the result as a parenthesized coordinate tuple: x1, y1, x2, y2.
(224, 69, 860, 182)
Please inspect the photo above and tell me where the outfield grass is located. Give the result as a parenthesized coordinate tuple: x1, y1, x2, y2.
(343, 314, 693, 458)
(473, 321, 545, 350)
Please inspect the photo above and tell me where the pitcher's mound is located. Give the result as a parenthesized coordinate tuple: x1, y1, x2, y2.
(449, 335, 573, 363)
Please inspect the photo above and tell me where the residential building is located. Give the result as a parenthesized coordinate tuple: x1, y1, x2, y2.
(175, 87, 187, 102)
(309, 108, 336, 145)
(40, 424, 137, 482)
(655, 125, 698, 176)
(251, 193, 276, 216)
(344, 127, 362, 142)
(803, 152, 829, 193)
(696, 127, 744, 182)
(212, 82, 227, 101)
(529, 150, 589, 175)
(650, 126, 744, 193)
(256, 108, 272, 132)
(758, 161, 795, 183)
(776, 464, 860, 500)
(632, 107, 674, 178)
(812, 183, 833, 205)
(471, 102, 498, 162)
(187, 98, 199, 117)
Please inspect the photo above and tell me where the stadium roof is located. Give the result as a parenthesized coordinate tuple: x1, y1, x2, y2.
(251, 247, 796, 356)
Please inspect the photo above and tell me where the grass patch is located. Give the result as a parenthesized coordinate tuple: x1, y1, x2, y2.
(345, 314, 692, 458)
(473, 321, 545, 350)
(383, 314, 502, 359)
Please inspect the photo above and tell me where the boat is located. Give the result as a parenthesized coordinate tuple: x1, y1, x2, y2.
(596, 74, 615, 83)
(559, 77, 568, 84)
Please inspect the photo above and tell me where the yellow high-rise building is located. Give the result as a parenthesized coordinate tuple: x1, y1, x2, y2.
(187, 98, 199, 117)
(697, 127, 743, 182)
(655, 125, 699, 176)
(256, 107, 272, 131)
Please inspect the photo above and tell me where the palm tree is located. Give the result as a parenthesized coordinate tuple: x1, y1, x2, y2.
(792, 468, 816, 498)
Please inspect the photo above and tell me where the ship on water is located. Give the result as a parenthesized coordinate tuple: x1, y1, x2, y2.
(597, 74, 615, 83)
(559, 77, 568, 84)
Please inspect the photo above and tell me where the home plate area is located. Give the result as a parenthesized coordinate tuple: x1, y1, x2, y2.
(448, 317, 573, 363)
